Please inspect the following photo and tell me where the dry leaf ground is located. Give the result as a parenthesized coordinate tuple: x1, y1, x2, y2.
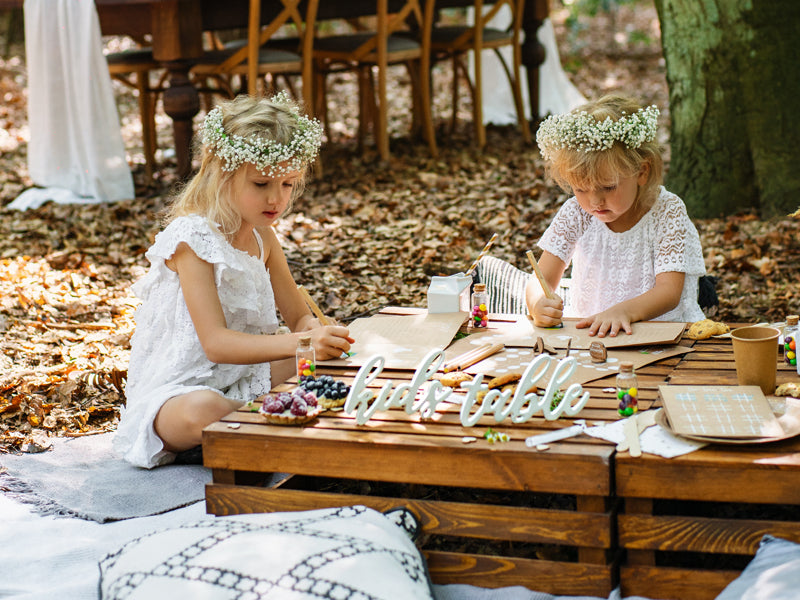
(1, 1, 799, 452)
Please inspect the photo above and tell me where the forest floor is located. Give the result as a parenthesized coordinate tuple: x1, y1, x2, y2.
(1, 1, 799, 451)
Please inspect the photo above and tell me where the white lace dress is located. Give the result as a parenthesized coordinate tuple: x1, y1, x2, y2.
(114, 215, 279, 468)
(538, 187, 706, 323)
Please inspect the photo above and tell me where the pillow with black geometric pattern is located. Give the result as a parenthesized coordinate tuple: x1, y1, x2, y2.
(99, 505, 434, 599)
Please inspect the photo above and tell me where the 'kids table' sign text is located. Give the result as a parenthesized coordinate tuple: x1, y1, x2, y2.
(344, 349, 590, 427)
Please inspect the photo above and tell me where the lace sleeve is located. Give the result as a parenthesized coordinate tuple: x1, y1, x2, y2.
(653, 192, 706, 277)
(537, 198, 592, 264)
(146, 215, 229, 266)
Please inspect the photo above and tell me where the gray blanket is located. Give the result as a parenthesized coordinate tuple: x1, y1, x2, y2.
(0, 433, 211, 523)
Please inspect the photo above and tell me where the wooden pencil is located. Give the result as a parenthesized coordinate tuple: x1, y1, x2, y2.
(298, 285, 332, 326)
(444, 342, 505, 372)
(526, 250, 558, 300)
(443, 344, 492, 373)
(458, 342, 505, 370)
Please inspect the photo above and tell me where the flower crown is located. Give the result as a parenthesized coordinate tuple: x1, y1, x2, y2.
(536, 105, 660, 161)
(202, 92, 323, 176)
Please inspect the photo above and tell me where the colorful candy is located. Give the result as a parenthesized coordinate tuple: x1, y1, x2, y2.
(617, 386, 638, 417)
(297, 357, 316, 377)
(471, 303, 488, 328)
(785, 334, 797, 366)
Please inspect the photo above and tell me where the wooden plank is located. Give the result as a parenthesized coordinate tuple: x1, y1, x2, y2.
(205, 484, 613, 547)
(619, 513, 800, 554)
(426, 551, 614, 596)
(203, 427, 612, 495)
(616, 452, 800, 504)
(620, 565, 738, 600)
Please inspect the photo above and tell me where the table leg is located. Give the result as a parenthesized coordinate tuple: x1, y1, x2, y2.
(161, 61, 200, 180)
(521, 0, 547, 121)
(576, 495, 611, 564)
(625, 498, 656, 566)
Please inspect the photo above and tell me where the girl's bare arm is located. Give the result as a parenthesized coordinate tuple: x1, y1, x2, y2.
(173, 241, 350, 364)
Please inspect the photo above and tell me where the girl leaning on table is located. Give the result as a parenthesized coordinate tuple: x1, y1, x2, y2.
(114, 93, 353, 469)
(526, 93, 706, 338)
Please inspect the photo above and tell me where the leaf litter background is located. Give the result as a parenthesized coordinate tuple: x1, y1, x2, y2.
(1, 1, 799, 453)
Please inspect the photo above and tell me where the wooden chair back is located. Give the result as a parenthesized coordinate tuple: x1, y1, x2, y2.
(313, 0, 437, 160)
(209, 0, 318, 105)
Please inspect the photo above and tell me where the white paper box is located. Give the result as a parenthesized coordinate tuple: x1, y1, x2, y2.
(427, 275, 472, 313)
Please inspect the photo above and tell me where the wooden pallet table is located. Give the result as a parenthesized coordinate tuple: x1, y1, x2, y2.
(616, 329, 800, 600)
(203, 313, 630, 597)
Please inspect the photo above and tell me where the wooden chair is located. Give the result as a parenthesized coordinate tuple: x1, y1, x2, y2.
(312, 0, 438, 161)
(430, 0, 531, 148)
(106, 47, 166, 183)
(191, 0, 318, 111)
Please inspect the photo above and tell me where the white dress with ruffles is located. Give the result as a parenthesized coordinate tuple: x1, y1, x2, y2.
(114, 215, 279, 468)
(538, 187, 706, 323)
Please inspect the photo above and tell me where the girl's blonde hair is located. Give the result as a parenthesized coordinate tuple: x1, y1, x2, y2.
(543, 94, 663, 204)
(167, 94, 315, 238)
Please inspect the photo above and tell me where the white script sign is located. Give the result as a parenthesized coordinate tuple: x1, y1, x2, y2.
(343, 349, 590, 426)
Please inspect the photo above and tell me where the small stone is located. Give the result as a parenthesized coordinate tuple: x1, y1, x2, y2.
(462, 436, 477, 444)
(589, 341, 607, 363)
(535, 444, 550, 451)
(227, 423, 241, 429)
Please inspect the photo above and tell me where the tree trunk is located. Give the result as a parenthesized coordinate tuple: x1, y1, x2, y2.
(655, 0, 800, 218)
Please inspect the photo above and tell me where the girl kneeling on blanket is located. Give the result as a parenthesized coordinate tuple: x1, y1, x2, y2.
(115, 94, 353, 468)
(526, 94, 706, 338)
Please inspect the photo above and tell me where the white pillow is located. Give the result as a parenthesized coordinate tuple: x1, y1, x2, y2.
(715, 534, 800, 600)
(99, 505, 433, 600)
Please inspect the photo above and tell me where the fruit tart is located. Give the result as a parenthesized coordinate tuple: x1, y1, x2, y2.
(258, 388, 322, 425)
(298, 374, 351, 409)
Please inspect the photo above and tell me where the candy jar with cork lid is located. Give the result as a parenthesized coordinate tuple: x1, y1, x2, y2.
(296, 335, 316, 380)
(617, 362, 638, 417)
(470, 283, 489, 328)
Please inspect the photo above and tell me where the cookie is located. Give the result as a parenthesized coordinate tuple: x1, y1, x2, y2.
(686, 319, 729, 340)
(487, 372, 522, 389)
(776, 383, 800, 398)
(440, 371, 473, 388)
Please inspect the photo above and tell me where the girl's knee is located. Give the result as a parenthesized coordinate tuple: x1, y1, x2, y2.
(184, 390, 239, 426)
(155, 390, 239, 449)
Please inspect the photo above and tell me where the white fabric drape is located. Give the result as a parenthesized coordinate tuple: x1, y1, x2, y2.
(469, 10, 586, 124)
(12, 0, 134, 209)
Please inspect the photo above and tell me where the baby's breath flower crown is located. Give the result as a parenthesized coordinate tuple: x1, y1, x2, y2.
(536, 105, 660, 161)
(202, 92, 323, 176)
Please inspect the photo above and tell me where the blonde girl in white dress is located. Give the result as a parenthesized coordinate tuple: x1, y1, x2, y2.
(115, 94, 353, 468)
(526, 94, 706, 338)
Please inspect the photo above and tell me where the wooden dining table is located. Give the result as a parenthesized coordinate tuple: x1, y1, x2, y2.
(202, 310, 800, 599)
(1, 0, 549, 178)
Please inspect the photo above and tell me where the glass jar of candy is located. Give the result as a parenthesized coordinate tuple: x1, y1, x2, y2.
(296, 335, 316, 380)
(784, 315, 799, 369)
(617, 362, 638, 417)
(470, 283, 489, 328)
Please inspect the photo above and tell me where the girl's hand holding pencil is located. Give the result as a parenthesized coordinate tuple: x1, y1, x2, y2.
(298, 285, 355, 359)
(526, 251, 563, 328)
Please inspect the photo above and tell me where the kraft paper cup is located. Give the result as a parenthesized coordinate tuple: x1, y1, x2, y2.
(730, 326, 780, 395)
